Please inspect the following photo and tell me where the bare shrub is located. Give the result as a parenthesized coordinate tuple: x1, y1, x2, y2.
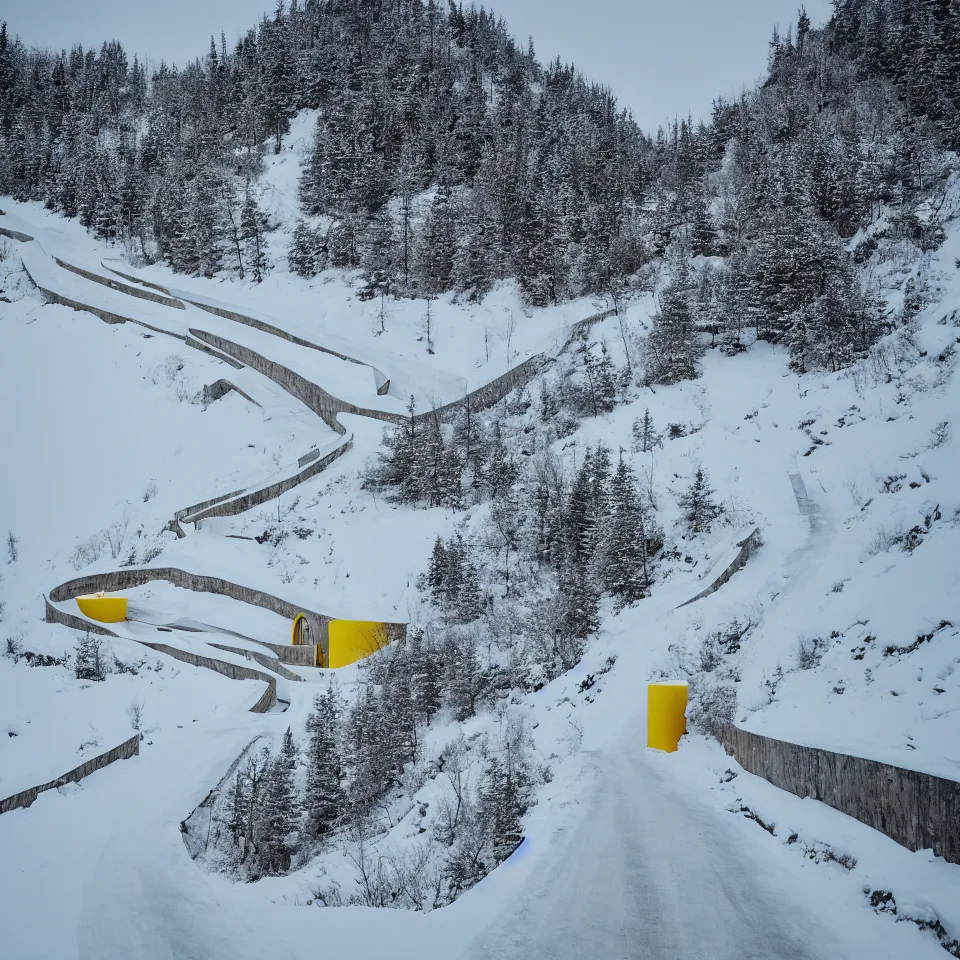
(687, 679, 737, 736)
(797, 635, 827, 670)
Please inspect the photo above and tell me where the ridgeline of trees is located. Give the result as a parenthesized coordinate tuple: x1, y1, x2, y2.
(0, 0, 956, 367)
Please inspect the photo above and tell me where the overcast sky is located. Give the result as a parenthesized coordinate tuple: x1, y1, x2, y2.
(8, 0, 833, 133)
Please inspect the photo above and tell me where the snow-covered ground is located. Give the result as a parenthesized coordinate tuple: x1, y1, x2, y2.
(1, 173, 958, 960)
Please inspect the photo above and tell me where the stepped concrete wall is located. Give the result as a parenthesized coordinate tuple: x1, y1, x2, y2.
(718, 724, 960, 864)
(0, 734, 140, 816)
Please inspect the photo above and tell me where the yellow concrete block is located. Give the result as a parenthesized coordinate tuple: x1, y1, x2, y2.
(327, 620, 389, 669)
(75, 592, 128, 623)
(647, 682, 688, 753)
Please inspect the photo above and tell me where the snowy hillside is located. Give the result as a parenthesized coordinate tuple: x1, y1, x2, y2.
(1, 2, 960, 958)
(1, 166, 958, 956)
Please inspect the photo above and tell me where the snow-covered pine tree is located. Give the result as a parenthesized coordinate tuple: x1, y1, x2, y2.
(257, 727, 300, 874)
(644, 276, 703, 385)
(240, 181, 269, 282)
(304, 687, 345, 841)
(600, 456, 651, 607)
(677, 466, 722, 534)
(631, 408, 662, 453)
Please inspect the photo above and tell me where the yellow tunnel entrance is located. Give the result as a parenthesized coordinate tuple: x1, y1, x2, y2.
(327, 620, 389, 669)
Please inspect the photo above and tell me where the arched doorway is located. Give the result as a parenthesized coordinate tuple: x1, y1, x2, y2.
(291, 613, 310, 646)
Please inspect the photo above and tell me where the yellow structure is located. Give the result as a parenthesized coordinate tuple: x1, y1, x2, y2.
(327, 619, 389, 668)
(647, 682, 688, 753)
(76, 592, 128, 623)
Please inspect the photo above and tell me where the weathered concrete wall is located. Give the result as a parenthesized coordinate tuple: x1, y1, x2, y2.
(184, 298, 391, 392)
(189, 328, 406, 432)
(0, 224, 36, 243)
(208, 642, 304, 682)
(414, 308, 617, 426)
(677, 527, 762, 609)
(258, 641, 319, 666)
(47, 566, 406, 655)
(180, 436, 352, 523)
(718, 724, 960, 864)
(139, 641, 277, 712)
(102, 262, 175, 295)
(53, 256, 185, 309)
(203, 378, 260, 407)
(0, 734, 140, 816)
(184, 334, 244, 369)
(20, 261, 188, 340)
(43, 595, 279, 710)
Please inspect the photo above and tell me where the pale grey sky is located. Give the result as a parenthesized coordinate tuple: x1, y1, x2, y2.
(7, 0, 833, 133)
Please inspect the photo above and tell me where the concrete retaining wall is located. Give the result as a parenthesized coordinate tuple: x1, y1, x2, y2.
(0, 734, 140, 816)
(718, 724, 960, 864)
(208, 642, 304, 681)
(413, 308, 616, 426)
(139, 641, 277, 712)
(102, 263, 175, 295)
(677, 527, 762, 609)
(203, 379, 260, 407)
(183, 298, 391, 393)
(43, 596, 279, 711)
(47, 566, 406, 655)
(180, 436, 352, 523)
(0, 224, 36, 243)
(189, 328, 406, 433)
(53, 256, 185, 309)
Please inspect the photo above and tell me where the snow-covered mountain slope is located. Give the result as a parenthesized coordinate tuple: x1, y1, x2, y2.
(0, 171, 958, 960)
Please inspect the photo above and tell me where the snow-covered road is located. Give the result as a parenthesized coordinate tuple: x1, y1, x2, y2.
(463, 743, 936, 960)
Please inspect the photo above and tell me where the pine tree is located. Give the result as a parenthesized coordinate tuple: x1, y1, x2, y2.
(644, 277, 703, 384)
(600, 457, 651, 606)
(632, 409, 662, 453)
(304, 688, 345, 841)
(480, 755, 526, 863)
(677, 467, 722, 535)
(258, 727, 299, 874)
(241, 182, 269, 282)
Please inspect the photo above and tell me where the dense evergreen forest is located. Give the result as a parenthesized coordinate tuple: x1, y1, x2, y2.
(0, 0, 957, 375)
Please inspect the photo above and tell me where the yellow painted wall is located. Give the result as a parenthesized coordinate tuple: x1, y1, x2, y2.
(76, 593, 128, 623)
(327, 620, 389, 668)
(647, 683, 688, 752)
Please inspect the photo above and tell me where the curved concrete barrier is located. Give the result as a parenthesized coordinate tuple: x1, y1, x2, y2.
(177, 435, 353, 524)
(677, 527, 761, 609)
(43, 596, 279, 713)
(47, 566, 407, 658)
(718, 723, 960, 865)
(0, 224, 36, 243)
(53, 256, 185, 309)
(0, 733, 140, 816)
